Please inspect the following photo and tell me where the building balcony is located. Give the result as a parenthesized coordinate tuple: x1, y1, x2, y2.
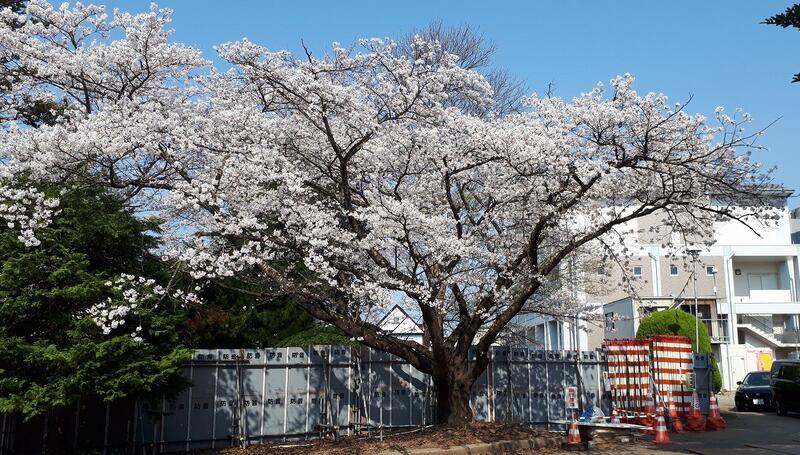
(728, 301, 800, 315)
(701, 318, 730, 344)
(733, 289, 793, 303)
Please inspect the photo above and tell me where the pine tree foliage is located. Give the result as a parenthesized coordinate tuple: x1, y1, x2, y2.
(0, 184, 190, 419)
(764, 4, 800, 82)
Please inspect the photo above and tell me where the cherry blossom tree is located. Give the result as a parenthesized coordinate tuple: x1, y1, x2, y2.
(0, 1, 774, 423)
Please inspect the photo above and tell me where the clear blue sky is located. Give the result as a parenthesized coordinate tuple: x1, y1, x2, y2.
(106, 1, 800, 204)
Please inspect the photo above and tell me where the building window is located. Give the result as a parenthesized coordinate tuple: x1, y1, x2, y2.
(670, 265, 679, 276)
(632, 266, 642, 277)
(605, 312, 615, 331)
(706, 265, 716, 276)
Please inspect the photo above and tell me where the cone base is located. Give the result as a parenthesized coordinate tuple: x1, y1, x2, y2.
(561, 441, 589, 451)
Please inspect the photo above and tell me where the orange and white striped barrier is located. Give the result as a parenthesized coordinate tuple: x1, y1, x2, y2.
(651, 335, 693, 414)
(605, 338, 652, 415)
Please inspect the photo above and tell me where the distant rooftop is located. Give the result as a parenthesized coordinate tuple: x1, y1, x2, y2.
(759, 184, 794, 198)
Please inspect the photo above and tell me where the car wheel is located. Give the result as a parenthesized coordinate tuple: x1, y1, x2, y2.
(775, 399, 788, 416)
(736, 402, 746, 412)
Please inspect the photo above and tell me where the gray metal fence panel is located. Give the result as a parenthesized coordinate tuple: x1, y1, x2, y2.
(546, 351, 567, 422)
(529, 351, 548, 423)
(410, 364, 427, 425)
(263, 359, 286, 437)
(331, 365, 350, 430)
(510, 348, 530, 423)
(579, 351, 602, 413)
(214, 365, 237, 445)
(491, 347, 511, 422)
(370, 358, 390, 428)
(390, 362, 411, 426)
(471, 365, 490, 422)
(162, 367, 191, 452)
(188, 360, 215, 450)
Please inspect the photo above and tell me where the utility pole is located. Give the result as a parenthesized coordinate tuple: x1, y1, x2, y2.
(571, 255, 579, 351)
(687, 246, 702, 352)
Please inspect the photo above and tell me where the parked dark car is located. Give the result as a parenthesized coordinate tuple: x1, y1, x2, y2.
(770, 359, 800, 416)
(735, 371, 772, 411)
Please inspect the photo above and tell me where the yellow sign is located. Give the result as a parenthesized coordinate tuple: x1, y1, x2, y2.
(758, 352, 773, 371)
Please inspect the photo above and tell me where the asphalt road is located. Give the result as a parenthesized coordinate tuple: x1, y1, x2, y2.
(588, 392, 800, 455)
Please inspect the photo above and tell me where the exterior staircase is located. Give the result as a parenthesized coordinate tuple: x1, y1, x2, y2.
(738, 315, 800, 348)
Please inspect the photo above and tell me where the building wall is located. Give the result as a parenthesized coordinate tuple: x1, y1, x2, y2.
(657, 255, 726, 299)
(524, 193, 799, 354)
(584, 256, 652, 303)
(584, 254, 727, 304)
(714, 206, 792, 246)
(586, 321, 605, 350)
(739, 331, 773, 349)
(603, 298, 636, 339)
(637, 209, 713, 246)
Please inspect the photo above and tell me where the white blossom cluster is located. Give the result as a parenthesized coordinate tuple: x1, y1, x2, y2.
(0, 2, 775, 355)
(85, 273, 200, 340)
(0, 183, 59, 246)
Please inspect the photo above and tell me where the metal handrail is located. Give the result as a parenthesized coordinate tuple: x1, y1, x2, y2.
(699, 318, 729, 343)
(739, 315, 774, 335)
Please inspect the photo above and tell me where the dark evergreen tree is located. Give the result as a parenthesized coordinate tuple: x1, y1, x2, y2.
(0, 183, 191, 453)
(764, 4, 800, 82)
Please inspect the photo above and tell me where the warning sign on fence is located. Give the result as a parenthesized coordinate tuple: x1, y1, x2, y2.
(566, 386, 578, 409)
(685, 372, 696, 389)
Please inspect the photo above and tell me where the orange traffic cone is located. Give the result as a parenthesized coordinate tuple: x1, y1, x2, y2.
(610, 406, 620, 424)
(566, 413, 582, 445)
(667, 389, 684, 433)
(685, 391, 705, 432)
(654, 408, 671, 445)
(705, 395, 726, 431)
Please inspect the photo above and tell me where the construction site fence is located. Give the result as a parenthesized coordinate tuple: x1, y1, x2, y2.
(0, 345, 712, 454)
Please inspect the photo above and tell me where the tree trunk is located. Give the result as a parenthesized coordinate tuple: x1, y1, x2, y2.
(431, 360, 476, 425)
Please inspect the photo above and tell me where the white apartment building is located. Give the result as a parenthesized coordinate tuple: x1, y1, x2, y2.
(522, 187, 800, 390)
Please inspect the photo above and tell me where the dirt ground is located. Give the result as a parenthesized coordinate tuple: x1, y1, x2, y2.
(199, 423, 574, 455)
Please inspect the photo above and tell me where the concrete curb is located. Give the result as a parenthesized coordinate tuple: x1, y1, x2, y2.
(375, 435, 563, 455)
